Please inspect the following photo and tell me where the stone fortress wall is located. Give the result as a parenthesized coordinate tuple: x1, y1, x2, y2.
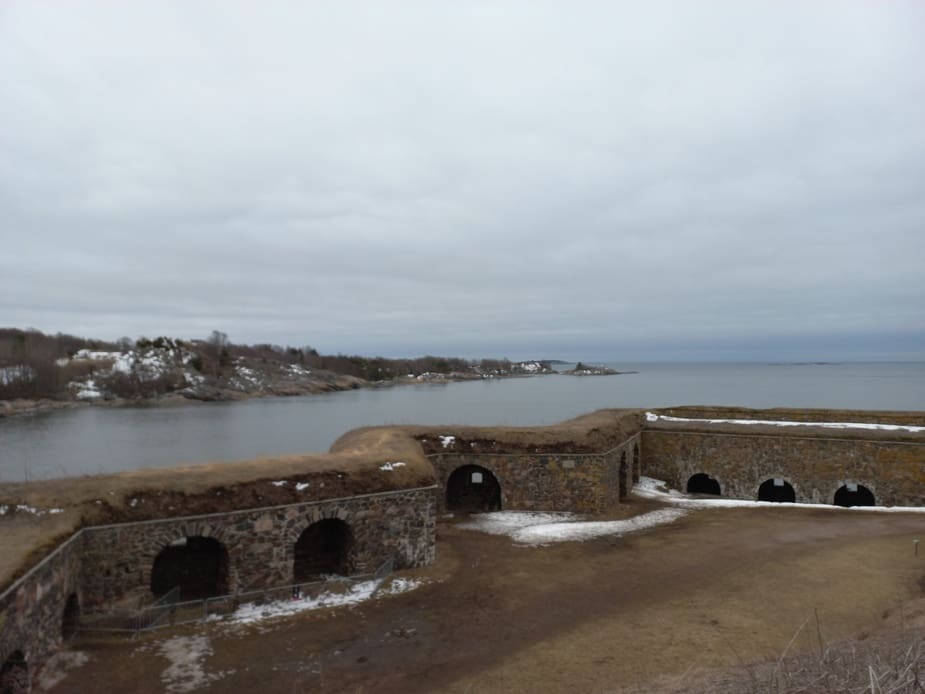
(643, 430, 924, 506)
(1, 407, 923, 692)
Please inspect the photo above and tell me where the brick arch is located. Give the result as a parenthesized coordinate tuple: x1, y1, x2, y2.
(443, 461, 505, 512)
(1, 649, 28, 694)
(140, 521, 235, 590)
(439, 457, 506, 509)
(755, 475, 801, 503)
(283, 506, 354, 550)
(830, 480, 877, 507)
(289, 514, 356, 581)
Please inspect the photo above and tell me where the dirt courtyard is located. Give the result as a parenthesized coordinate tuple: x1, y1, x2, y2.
(45, 498, 925, 693)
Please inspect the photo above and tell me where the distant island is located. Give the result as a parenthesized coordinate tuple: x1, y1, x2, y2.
(0, 328, 560, 417)
(562, 362, 637, 376)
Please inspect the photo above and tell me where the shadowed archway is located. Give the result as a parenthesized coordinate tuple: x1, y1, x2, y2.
(758, 478, 796, 503)
(150, 536, 229, 600)
(293, 518, 354, 582)
(834, 484, 875, 507)
(687, 473, 721, 496)
(0, 650, 28, 694)
(446, 465, 501, 512)
(619, 451, 628, 499)
(61, 593, 80, 640)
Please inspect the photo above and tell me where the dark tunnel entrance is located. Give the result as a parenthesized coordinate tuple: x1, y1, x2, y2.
(0, 650, 28, 694)
(834, 484, 876, 507)
(293, 518, 354, 582)
(150, 536, 229, 600)
(619, 452, 628, 499)
(687, 473, 721, 496)
(758, 478, 796, 503)
(446, 465, 501, 512)
(61, 593, 80, 640)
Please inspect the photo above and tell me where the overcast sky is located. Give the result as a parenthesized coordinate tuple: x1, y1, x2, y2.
(1, 1, 923, 361)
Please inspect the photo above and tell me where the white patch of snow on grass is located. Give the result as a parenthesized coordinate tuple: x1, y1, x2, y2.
(458, 511, 578, 536)
(0, 365, 35, 385)
(158, 635, 231, 693)
(37, 649, 89, 690)
(270, 480, 288, 487)
(645, 412, 925, 433)
(224, 576, 424, 626)
(458, 509, 687, 545)
(295, 482, 310, 491)
(74, 380, 102, 400)
(512, 509, 688, 545)
(3, 504, 63, 517)
(439, 435, 456, 448)
(635, 476, 925, 513)
(379, 462, 407, 471)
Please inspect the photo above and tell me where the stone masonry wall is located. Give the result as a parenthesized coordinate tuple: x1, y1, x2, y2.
(642, 430, 925, 506)
(0, 532, 82, 692)
(79, 486, 437, 608)
(430, 435, 641, 513)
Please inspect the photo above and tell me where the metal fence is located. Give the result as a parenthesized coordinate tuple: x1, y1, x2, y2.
(76, 557, 395, 636)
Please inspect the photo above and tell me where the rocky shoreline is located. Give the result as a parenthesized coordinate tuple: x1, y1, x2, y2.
(0, 345, 631, 420)
(0, 366, 563, 420)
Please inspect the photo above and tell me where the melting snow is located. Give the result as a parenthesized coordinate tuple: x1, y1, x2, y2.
(0, 504, 64, 516)
(458, 509, 687, 545)
(295, 482, 310, 491)
(224, 576, 424, 626)
(635, 476, 925, 513)
(645, 412, 925, 433)
(0, 365, 35, 385)
(157, 635, 231, 693)
(439, 435, 456, 448)
(75, 380, 102, 400)
(379, 462, 407, 471)
(270, 480, 288, 487)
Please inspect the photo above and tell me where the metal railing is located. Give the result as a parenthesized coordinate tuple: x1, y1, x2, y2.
(75, 557, 395, 635)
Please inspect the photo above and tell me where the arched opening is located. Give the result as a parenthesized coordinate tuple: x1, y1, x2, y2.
(687, 473, 721, 496)
(758, 478, 796, 503)
(446, 465, 501, 512)
(619, 452, 628, 499)
(150, 536, 229, 600)
(632, 443, 640, 483)
(61, 593, 80, 640)
(293, 518, 354, 582)
(834, 484, 876, 507)
(0, 650, 28, 694)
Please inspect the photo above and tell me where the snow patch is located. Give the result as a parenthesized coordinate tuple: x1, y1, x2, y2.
(36, 649, 89, 690)
(645, 412, 925, 433)
(295, 482, 310, 491)
(379, 462, 407, 471)
(457, 509, 687, 545)
(1, 504, 64, 517)
(74, 380, 102, 400)
(270, 480, 288, 487)
(0, 365, 35, 385)
(224, 576, 424, 626)
(158, 636, 231, 693)
(439, 435, 456, 448)
(635, 476, 925, 513)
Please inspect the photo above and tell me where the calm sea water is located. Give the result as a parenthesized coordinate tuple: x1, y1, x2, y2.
(1, 362, 923, 482)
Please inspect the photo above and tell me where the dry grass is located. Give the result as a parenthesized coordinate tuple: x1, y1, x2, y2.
(674, 624, 925, 693)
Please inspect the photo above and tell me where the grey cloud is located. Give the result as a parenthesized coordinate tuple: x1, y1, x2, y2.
(2, 1, 923, 361)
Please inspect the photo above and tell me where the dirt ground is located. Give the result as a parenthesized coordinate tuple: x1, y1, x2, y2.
(45, 498, 925, 693)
